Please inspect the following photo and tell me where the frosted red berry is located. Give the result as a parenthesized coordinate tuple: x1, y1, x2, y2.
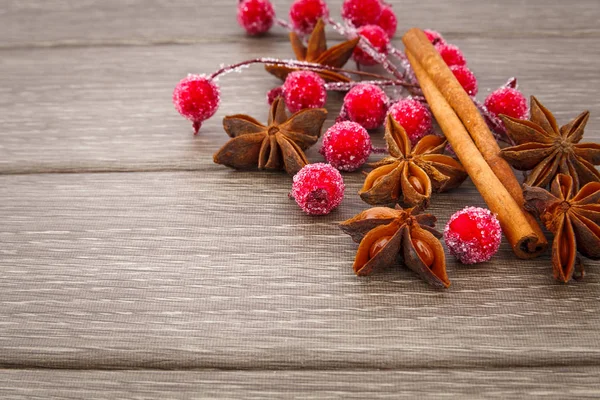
(435, 43, 466, 67)
(282, 70, 327, 113)
(484, 87, 529, 120)
(321, 121, 372, 172)
(237, 0, 275, 36)
(377, 5, 397, 38)
(172, 74, 220, 134)
(387, 98, 433, 145)
(352, 25, 390, 66)
(341, 0, 382, 27)
(289, 0, 329, 35)
(343, 83, 389, 130)
(291, 163, 345, 215)
(266, 86, 283, 105)
(423, 29, 445, 45)
(450, 65, 478, 96)
(444, 207, 502, 264)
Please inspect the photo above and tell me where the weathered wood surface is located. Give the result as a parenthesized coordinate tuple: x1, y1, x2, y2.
(2, 368, 600, 399)
(1, 38, 599, 174)
(1, 172, 600, 371)
(1, 0, 600, 397)
(2, 0, 599, 49)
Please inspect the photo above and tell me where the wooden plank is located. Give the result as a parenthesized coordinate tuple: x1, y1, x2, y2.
(0, 37, 599, 174)
(1, 0, 599, 49)
(1, 368, 600, 399)
(1, 171, 599, 369)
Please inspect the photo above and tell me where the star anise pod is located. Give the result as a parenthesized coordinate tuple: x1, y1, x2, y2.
(524, 173, 600, 282)
(359, 114, 467, 208)
(213, 97, 327, 175)
(340, 205, 450, 288)
(500, 96, 600, 191)
(265, 19, 359, 82)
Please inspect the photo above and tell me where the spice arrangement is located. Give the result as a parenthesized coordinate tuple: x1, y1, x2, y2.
(172, 0, 600, 287)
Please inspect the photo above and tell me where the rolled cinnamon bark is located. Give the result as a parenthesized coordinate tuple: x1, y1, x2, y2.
(405, 48, 546, 258)
(402, 29, 547, 251)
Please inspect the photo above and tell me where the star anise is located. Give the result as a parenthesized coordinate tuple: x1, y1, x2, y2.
(340, 205, 450, 288)
(265, 19, 359, 82)
(500, 96, 600, 191)
(213, 97, 327, 175)
(359, 114, 467, 208)
(524, 173, 600, 282)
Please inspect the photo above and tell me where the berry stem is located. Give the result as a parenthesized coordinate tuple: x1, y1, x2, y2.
(325, 79, 418, 91)
(325, 17, 405, 82)
(274, 17, 295, 31)
(370, 145, 388, 154)
(208, 57, 413, 84)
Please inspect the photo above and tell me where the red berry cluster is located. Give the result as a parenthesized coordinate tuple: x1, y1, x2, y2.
(427, 31, 478, 96)
(171, 0, 527, 235)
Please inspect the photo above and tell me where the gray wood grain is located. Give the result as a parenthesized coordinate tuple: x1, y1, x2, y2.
(0, 38, 599, 174)
(1, 172, 599, 370)
(1, 0, 599, 49)
(1, 367, 600, 399)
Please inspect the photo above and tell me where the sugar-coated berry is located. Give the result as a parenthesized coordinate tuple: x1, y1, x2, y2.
(291, 163, 345, 215)
(423, 29, 445, 45)
(172, 74, 220, 134)
(266, 86, 283, 105)
(321, 121, 372, 172)
(377, 5, 397, 38)
(343, 83, 389, 130)
(444, 206, 502, 264)
(352, 25, 390, 66)
(484, 87, 529, 120)
(387, 98, 433, 145)
(341, 0, 382, 27)
(289, 0, 329, 35)
(282, 70, 327, 114)
(450, 65, 478, 96)
(237, 0, 275, 36)
(435, 43, 466, 67)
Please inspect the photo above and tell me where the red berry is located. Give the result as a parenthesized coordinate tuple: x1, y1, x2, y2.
(289, 0, 329, 35)
(237, 0, 275, 36)
(343, 83, 389, 130)
(352, 25, 390, 66)
(266, 86, 283, 105)
(291, 163, 345, 215)
(387, 98, 433, 145)
(450, 65, 478, 96)
(321, 121, 372, 171)
(423, 29, 445, 45)
(444, 206, 502, 264)
(484, 87, 529, 120)
(282, 71, 327, 113)
(172, 74, 220, 134)
(377, 5, 397, 38)
(341, 0, 382, 27)
(435, 43, 466, 67)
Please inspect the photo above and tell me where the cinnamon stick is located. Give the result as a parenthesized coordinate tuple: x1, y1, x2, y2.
(402, 28, 547, 255)
(403, 36, 547, 258)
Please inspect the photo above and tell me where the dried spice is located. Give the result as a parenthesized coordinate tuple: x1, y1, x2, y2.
(213, 97, 327, 175)
(340, 205, 450, 288)
(359, 114, 467, 208)
(524, 174, 600, 282)
(265, 19, 359, 82)
(501, 96, 600, 190)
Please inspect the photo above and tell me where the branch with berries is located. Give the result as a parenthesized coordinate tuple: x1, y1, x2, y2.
(170, 0, 547, 285)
